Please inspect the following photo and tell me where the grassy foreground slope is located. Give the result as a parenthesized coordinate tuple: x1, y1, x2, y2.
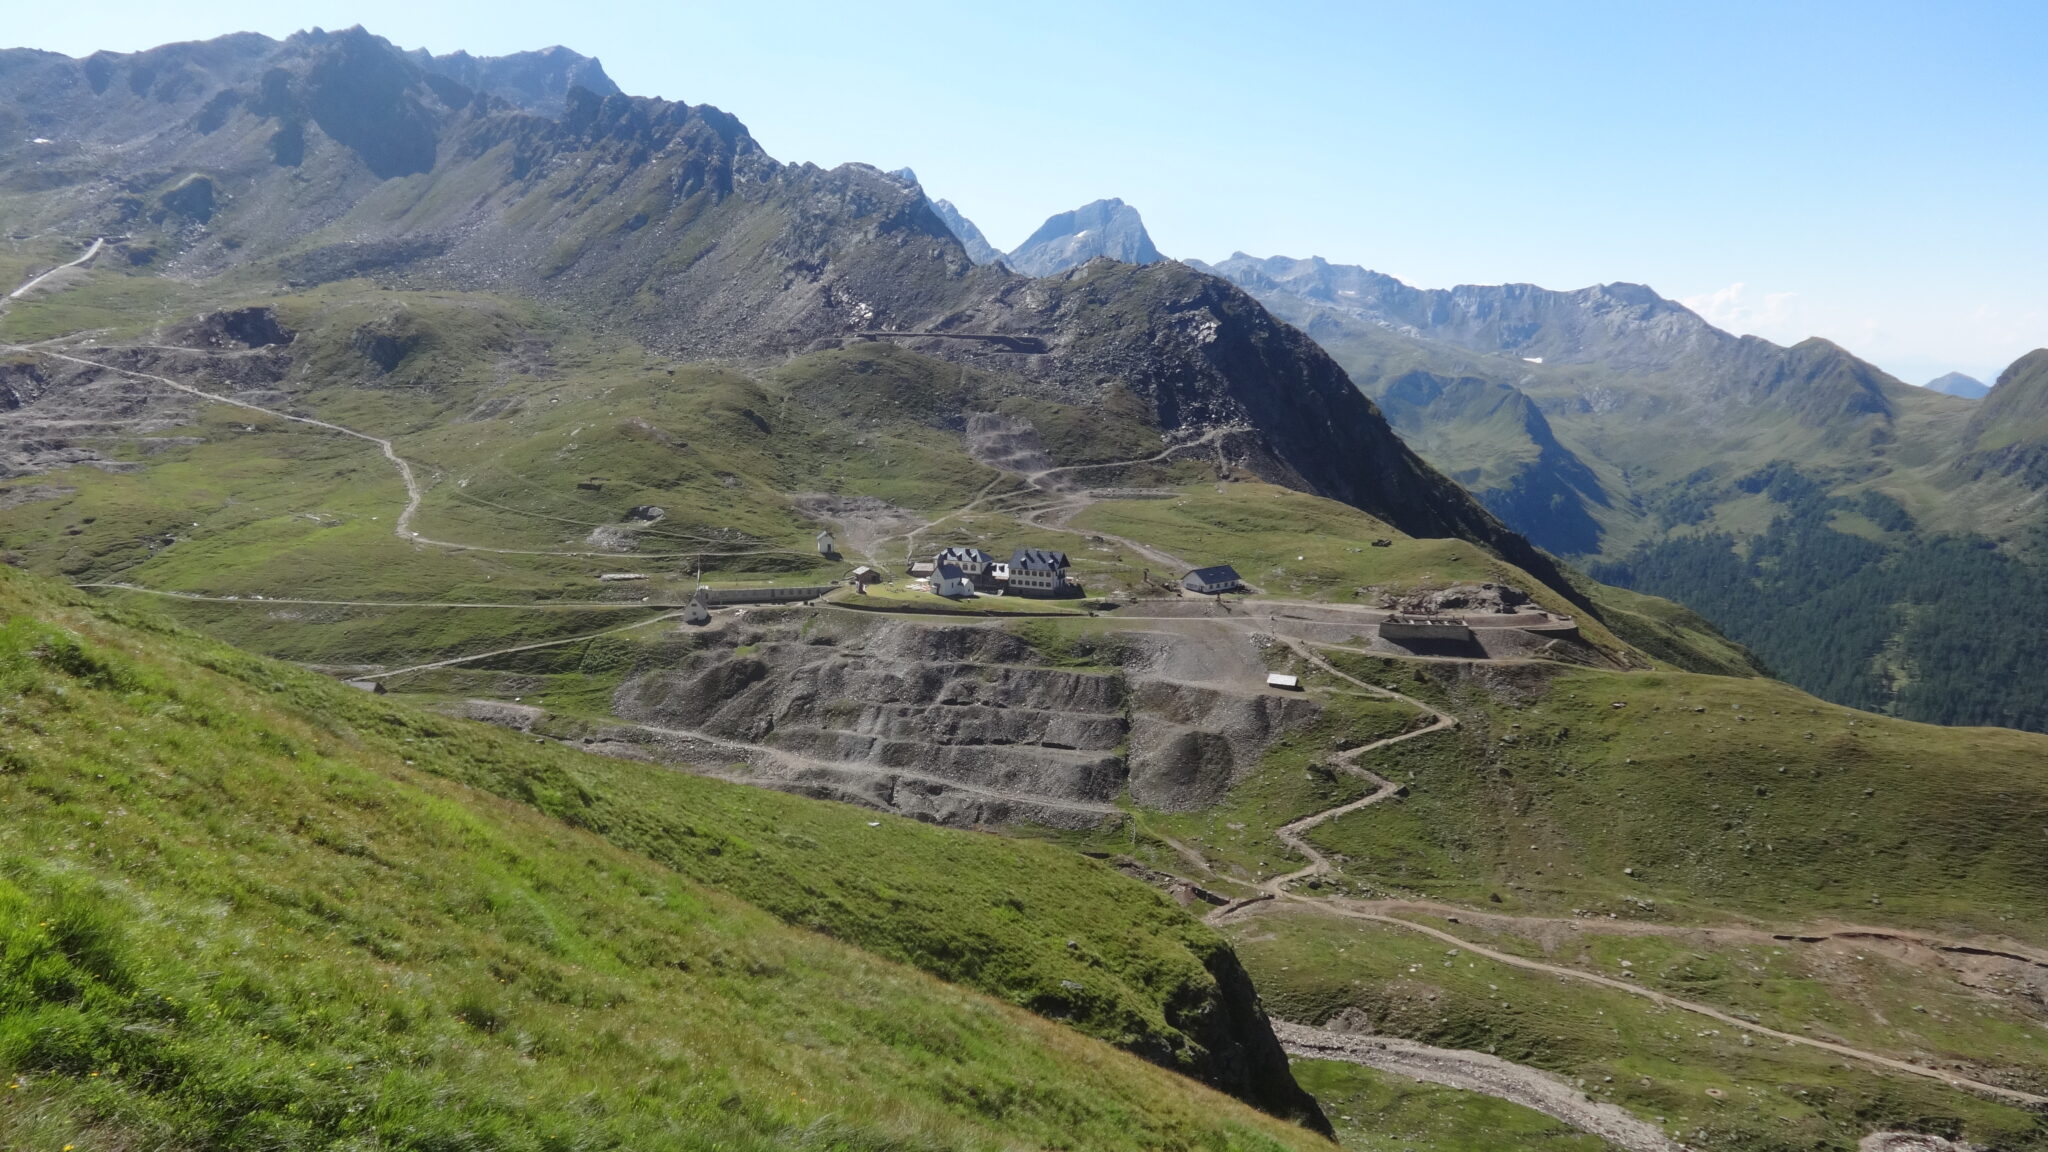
(0, 567, 1327, 1150)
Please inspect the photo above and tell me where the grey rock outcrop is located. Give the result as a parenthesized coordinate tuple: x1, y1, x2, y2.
(929, 197, 1003, 265)
(408, 44, 619, 114)
(1007, 198, 1164, 276)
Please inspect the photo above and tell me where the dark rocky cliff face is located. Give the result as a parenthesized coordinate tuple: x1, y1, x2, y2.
(927, 261, 1593, 605)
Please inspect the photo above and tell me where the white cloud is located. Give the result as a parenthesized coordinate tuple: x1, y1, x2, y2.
(1678, 282, 1809, 342)
(1676, 282, 2046, 381)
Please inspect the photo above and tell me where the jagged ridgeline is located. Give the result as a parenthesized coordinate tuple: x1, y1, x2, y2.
(0, 26, 1663, 632)
(1200, 254, 2048, 732)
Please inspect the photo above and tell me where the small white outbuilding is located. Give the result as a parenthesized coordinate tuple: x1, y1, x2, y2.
(931, 562, 976, 598)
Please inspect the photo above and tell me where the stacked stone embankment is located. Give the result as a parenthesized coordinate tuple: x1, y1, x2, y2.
(606, 613, 1326, 825)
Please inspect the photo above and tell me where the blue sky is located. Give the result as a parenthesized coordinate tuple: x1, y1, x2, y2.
(15, 1, 2046, 382)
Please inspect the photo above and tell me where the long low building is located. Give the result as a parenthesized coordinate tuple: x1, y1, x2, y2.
(1379, 615, 1476, 643)
(698, 584, 837, 606)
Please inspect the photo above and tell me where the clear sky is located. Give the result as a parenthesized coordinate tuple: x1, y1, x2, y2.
(14, 1, 2046, 383)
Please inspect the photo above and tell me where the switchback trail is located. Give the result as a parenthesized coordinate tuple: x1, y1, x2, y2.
(1204, 639, 1455, 921)
(77, 583, 685, 611)
(4, 330, 773, 564)
(374, 610, 686, 680)
(1026, 423, 1249, 485)
(1201, 640, 2048, 1110)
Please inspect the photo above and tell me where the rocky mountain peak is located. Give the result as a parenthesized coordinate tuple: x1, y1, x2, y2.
(409, 43, 619, 115)
(928, 198, 1003, 265)
(1007, 197, 1164, 277)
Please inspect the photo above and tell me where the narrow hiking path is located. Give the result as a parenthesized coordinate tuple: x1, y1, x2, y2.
(1205, 639, 1454, 921)
(1016, 493, 1190, 571)
(76, 583, 688, 611)
(373, 610, 686, 680)
(1262, 642, 1457, 894)
(880, 473, 1010, 565)
(3, 316, 780, 565)
(4, 237, 103, 302)
(1196, 639, 2048, 1111)
(1026, 422, 1248, 486)
(868, 423, 1245, 573)
(1286, 898, 2048, 1109)
(1275, 1020, 1687, 1152)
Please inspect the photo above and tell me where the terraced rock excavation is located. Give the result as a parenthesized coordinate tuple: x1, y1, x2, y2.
(599, 611, 1323, 827)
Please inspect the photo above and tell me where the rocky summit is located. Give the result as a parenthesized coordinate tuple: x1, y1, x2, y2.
(928, 196, 1005, 265)
(1006, 196, 1166, 276)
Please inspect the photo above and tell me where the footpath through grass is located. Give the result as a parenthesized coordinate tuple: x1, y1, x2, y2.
(1307, 652, 2048, 941)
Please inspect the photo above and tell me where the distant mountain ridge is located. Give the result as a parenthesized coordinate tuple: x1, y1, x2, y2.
(1199, 250, 2048, 731)
(0, 27, 1589, 612)
(408, 43, 618, 114)
(1924, 370, 1991, 399)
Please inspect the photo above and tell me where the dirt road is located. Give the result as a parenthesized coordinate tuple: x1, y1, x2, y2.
(1204, 643, 2048, 1109)
(4, 237, 102, 302)
(1275, 1020, 1687, 1152)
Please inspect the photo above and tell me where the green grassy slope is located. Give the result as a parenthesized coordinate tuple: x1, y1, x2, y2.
(1308, 654, 2048, 940)
(0, 566, 1329, 1148)
(0, 282, 1749, 684)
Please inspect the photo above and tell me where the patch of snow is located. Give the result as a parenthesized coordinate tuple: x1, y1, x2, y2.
(1523, 356, 1544, 364)
(30, 138, 52, 145)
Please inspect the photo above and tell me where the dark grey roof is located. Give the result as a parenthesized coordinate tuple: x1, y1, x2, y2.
(934, 562, 967, 580)
(1011, 548, 1070, 571)
(1186, 564, 1242, 583)
(936, 546, 994, 565)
